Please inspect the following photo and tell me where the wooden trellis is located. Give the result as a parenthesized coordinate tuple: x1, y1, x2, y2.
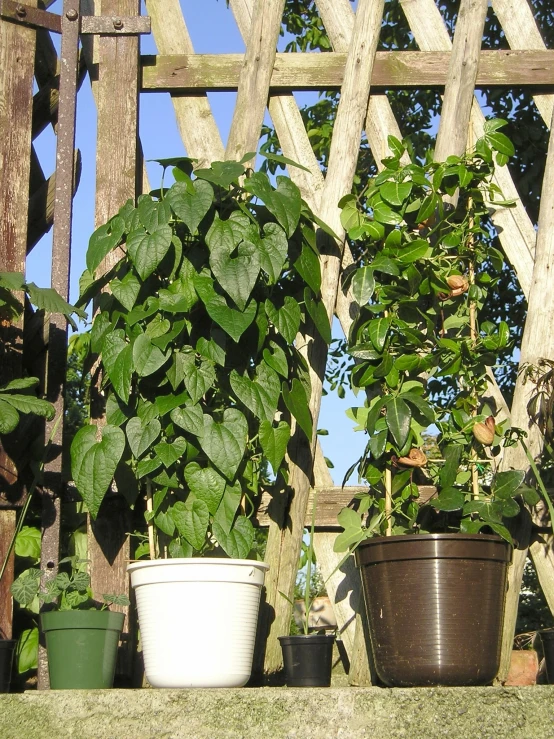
(1, 0, 553, 688)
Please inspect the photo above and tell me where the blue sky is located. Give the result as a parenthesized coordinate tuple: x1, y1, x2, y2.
(28, 0, 367, 484)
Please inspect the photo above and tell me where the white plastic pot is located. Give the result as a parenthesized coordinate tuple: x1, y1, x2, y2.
(127, 558, 269, 688)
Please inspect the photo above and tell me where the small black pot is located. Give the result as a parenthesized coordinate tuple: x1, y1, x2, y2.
(0, 640, 16, 693)
(279, 634, 335, 687)
(540, 629, 554, 684)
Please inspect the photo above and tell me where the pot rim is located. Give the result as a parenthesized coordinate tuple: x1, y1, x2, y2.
(127, 557, 269, 573)
(357, 532, 509, 545)
(278, 634, 336, 642)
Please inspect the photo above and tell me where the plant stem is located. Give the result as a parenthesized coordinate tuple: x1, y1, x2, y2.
(304, 491, 318, 635)
(145, 479, 158, 560)
(385, 466, 392, 536)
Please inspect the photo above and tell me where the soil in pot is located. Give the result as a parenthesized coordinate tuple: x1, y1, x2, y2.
(356, 533, 511, 687)
(0, 640, 15, 693)
(279, 634, 335, 687)
(41, 610, 124, 689)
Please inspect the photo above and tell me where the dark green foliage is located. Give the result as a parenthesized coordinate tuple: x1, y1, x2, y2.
(71, 159, 330, 558)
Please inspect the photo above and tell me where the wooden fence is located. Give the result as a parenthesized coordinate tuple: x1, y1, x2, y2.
(1, 0, 553, 688)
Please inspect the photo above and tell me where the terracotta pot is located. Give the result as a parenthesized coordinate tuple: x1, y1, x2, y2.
(505, 649, 539, 686)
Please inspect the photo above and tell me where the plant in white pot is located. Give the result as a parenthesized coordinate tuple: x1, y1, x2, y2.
(70, 156, 332, 688)
(335, 123, 541, 687)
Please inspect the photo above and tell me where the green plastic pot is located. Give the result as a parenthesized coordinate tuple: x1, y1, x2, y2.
(41, 610, 124, 689)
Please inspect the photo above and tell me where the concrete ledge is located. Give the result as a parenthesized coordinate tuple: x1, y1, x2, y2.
(1, 686, 554, 738)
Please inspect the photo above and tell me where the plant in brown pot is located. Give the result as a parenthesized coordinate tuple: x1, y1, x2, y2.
(335, 123, 541, 687)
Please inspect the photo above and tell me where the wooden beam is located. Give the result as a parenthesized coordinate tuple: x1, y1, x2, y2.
(87, 0, 141, 685)
(141, 50, 554, 92)
(255, 485, 437, 528)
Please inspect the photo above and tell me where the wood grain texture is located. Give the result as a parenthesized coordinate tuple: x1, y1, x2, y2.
(492, 0, 553, 125)
(498, 104, 554, 681)
(145, 0, 224, 166)
(400, 0, 536, 300)
(225, 0, 285, 165)
(95, 0, 140, 233)
(142, 50, 554, 91)
(0, 3, 38, 498)
(0, 511, 16, 639)
(435, 0, 488, 162)
(87, 0, 141, 684)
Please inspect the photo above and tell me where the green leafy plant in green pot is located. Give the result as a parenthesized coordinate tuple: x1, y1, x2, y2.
(70, 156, 332, 688)
(335, 121, 533, 687)
(0, 275, 84, 692)
(11, 555, 128, 689)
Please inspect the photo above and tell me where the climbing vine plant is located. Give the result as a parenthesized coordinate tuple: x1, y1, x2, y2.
(335, 121, 538, 552)
(71, 157, 331, 559)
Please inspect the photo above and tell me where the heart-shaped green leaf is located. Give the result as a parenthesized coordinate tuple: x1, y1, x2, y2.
(205, 213, 238, 254)
(71, 425, 125, 519)
(202, 409, 247, 480)
(263, 341, 288, 377)
(133, 334, 169, 377)
(171, 403, 204, 436)
(182, 354, 216, 404)
(138, 196, 171, 232)
(166, 179, 214, 235)
(154, 437, 187, 467)
(266, 177, 302, 237)
(206, 295, 256, 343)
(111, 272, 141, 311)
(282, 379, 312, 440)
(230, 363, 280, 422)
(87, 216, 125, 274)
(304, 290, 332, 344)
(127, 225, 172, 280)
(0, 399, 20, 433)
(258, 223, 288, 283)
(171, 500, 209, 550)
(259, 420, 290, 473)
(102, 334, 133, 403)
(213, 480, 242, 534)
(294, 243, 321, 293)
(213, 516, 255, 559)
(210, 240, 260, 311)
(264, 297, 301, 343)
(126, 416, 161, 459)
(184, 463, 226, 515)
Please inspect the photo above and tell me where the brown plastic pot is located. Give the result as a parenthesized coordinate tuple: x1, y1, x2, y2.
(356, 533, 512, 687)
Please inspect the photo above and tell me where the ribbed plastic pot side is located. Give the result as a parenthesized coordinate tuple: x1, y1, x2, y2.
(355, 533, 512, 687)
